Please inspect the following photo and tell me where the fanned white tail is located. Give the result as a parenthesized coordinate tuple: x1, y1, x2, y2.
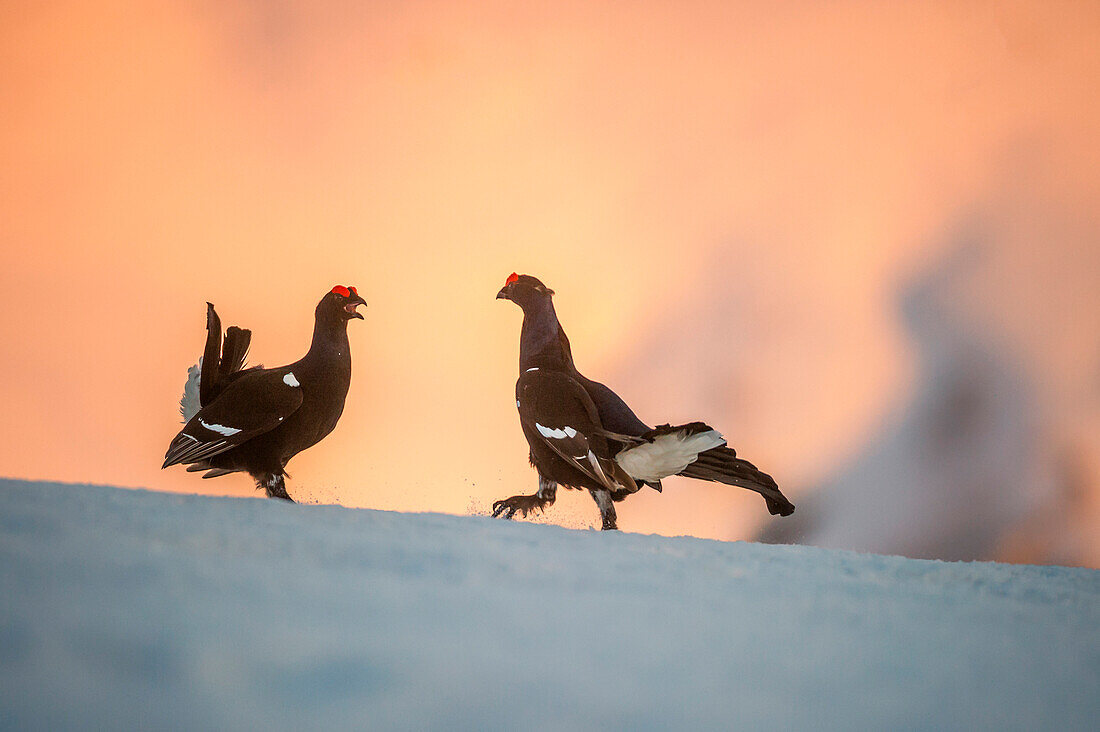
(179, 358, 202, 423)
(615, 426, 725, 482)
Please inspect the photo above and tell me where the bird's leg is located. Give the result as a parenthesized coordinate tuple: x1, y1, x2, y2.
(491, 477, 557, 520)
(588, 488, 618, 530)
(259, 473, 295, 502)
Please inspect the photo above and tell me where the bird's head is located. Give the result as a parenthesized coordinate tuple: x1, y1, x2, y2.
(318, 285, 367, 322)
(496, 273, 555, 311)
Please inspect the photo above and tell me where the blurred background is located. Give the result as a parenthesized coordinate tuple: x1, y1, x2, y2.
(2, 0, 1098, 567)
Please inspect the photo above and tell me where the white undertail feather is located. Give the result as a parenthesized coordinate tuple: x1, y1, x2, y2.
(179, 359, 202, 423)
(615, 429, 726, 482)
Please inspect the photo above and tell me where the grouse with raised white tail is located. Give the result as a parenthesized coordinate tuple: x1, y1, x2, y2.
(493, 273, 793, 530)
(162, 285, 367, 501)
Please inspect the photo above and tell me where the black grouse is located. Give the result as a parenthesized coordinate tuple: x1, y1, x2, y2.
(162, 285, 367, 501)
(493, 273, 794, 530)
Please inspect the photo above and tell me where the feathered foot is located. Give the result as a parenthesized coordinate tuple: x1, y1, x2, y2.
(491, 477, 556, 521)
(258, 473, 295, 502)
(588, 489, 618, 530)
(491, 493, 551, 519)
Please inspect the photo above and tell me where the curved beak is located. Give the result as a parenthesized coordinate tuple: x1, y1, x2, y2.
(346, 294, 367, 319)
(496, 285, 511, 301)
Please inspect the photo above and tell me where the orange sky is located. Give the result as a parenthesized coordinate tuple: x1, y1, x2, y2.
(2, 1, 1099, 552)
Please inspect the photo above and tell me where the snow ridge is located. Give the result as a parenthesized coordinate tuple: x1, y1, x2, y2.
(0, 478, 1096, 730)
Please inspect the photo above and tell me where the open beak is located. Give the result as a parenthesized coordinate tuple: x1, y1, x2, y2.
(345, 295, 367, 319)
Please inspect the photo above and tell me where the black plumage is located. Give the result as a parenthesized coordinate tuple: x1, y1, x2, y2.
(494, 273, 794, 530)
(162, 285, 367, 501)
(199, 302, 254, 407)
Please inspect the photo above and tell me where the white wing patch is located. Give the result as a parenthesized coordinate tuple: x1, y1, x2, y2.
(615, 428, 726, 482)
(199, 418, 242, 437)
(536, 423, 578, 440)
(283, 372, 300, 387)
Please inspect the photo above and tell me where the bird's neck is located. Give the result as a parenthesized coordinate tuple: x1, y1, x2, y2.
(305, 317, 351, 365)
(519, 300, 575, 372)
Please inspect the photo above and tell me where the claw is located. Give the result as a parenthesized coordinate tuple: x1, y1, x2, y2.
(491, 494, 545, 520)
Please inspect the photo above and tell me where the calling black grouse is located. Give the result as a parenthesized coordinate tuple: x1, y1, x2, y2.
(162, 285, 367, 501)
(494, 273, 794, 530)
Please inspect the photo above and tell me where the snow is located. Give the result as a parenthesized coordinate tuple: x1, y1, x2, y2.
(1, 479, 1097, 729)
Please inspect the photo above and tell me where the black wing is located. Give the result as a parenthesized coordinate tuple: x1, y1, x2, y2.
(163, 369, 302, 468)
(559, 326, 651, 437)
(572, 372, 651, 438)
(516, 369, 636, 494)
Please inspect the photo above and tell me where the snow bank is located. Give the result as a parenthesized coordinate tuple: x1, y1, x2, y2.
(1, 479, 1097, 729)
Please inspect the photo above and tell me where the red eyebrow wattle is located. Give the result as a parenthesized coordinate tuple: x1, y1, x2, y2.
(506, 272, 519, 285)
(331, 285, 351, 298)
